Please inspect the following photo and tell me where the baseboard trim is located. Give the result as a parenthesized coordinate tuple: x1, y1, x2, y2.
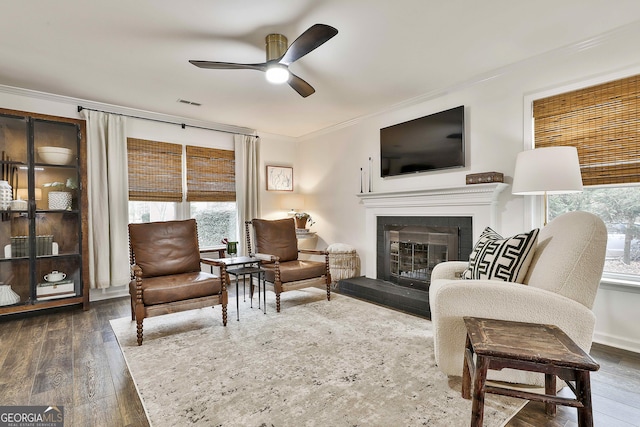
(593, 331, 640, 354)
(89, 286, 129, 302)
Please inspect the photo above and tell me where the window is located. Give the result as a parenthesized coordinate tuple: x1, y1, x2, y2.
(127, 139, 238, 249)
(128, 201, 177, 223)
(190, 202, 237, 248)
(186, 145, 237, 248)
(534, 74, 640, 280)
(549, 186, 640, 277)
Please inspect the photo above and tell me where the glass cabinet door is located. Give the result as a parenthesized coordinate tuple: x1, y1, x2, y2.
(33, 119, 82, 301)
(0, 113, 83, 308)
(0, 113, 30, 306)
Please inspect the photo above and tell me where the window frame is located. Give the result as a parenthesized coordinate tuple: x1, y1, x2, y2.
(126, 139, 239, 250)
(523, 67, 640, 290)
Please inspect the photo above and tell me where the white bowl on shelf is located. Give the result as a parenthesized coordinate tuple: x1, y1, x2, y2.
(38, 146, 73, 165)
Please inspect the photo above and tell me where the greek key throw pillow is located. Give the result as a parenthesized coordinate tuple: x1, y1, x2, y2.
(462, 226, 539, 283)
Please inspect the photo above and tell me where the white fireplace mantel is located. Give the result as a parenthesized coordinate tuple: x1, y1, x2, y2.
(356, 183, 508, 208)
(356, 183, 508, 278)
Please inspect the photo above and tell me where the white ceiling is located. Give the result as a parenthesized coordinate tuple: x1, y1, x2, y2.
(2, 0, 640, 138)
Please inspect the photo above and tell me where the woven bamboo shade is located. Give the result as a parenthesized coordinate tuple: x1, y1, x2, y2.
(186, 145, 236, 202)
(127, 138, 183, 202)
(533, 74, 640, 186)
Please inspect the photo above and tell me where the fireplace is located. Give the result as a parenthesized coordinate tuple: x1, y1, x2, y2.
(385, 226, 458, 290)
(377, 216, 473, 291)
(339, 184, 506, 318)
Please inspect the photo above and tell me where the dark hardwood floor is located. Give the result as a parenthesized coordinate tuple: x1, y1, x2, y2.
(508, 342, 640, 427)
(0, 297, 149, 427)
(1, 294, 639, 426)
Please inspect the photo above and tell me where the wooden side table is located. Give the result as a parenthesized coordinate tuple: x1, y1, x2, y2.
(461, 317, 599, 427)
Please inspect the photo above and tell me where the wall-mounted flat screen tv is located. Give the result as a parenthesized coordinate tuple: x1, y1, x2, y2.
(380, 105, 465, 177)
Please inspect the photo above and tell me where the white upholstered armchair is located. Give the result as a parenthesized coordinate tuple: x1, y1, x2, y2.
(429, 211, 607, 386)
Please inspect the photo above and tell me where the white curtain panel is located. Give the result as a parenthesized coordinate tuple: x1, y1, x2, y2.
(234, 134, 260, 255)
(81, 110, 130, 289)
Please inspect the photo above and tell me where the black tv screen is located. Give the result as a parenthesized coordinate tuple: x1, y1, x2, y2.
(380, 106, 465, 177)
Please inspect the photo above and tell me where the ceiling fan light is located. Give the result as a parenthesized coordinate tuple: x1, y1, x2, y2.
(265, 66, 290, 84)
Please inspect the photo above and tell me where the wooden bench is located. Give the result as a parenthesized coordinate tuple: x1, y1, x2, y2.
(461, 317, 600, 427)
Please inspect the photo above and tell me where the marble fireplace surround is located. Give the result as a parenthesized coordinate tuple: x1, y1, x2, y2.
(357, 183, 508, 279)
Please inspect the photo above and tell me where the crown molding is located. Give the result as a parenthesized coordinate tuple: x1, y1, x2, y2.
(0, 83, 256, 136)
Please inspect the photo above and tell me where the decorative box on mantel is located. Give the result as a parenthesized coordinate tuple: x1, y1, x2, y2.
(466, 172, 504, 185)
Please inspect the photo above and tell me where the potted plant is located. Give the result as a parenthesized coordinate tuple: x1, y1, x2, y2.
(294, 212, 315, 230)
(221, 238, 238, 257)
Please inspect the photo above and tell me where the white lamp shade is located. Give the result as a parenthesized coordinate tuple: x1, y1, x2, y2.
(280, 193, 305, 210)
(512, 147, 583, 195)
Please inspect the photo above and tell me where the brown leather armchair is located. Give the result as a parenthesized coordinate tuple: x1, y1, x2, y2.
(129, 219, 228, 345)
(246, 218, 331, 312)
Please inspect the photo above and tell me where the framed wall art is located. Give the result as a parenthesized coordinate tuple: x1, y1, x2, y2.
(266, 165, 293, 191)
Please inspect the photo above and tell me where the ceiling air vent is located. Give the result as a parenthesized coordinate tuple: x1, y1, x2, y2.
(177, 99, 201, 106)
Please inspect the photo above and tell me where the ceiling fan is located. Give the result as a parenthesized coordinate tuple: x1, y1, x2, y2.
(189, 23, 338, 98)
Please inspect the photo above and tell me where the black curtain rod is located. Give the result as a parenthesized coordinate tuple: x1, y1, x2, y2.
(77, 105, 257, 137)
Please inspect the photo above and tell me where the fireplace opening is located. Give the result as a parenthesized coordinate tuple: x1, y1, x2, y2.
(387, 226, 458, 289)
(377, 216, 473, 292)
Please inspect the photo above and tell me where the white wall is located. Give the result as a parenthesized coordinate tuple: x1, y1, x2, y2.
(593, 284, 640, 352)
(127, 117, 234, 150)
(256, 132, 298, 220)
(290, 25, 640, 352)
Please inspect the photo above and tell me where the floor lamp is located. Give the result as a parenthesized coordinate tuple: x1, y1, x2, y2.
(512, 146, 583, 226)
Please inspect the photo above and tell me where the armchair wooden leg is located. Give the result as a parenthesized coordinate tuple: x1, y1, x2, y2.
(130, 299, 135, 320)
(325, 256, 332, 302)
(274, 280, 282, 312)
(221, 289, 228, 326)
(136, 319, 143, 346)
(135, 304, 145, 346)
(222, 303, 228, 326)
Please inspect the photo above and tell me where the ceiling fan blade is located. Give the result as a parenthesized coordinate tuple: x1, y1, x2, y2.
(279, 24, 338, 66)
(288, 73, 315, 98)
(189, 60, 267, 72)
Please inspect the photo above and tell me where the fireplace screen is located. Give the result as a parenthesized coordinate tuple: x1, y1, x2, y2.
(384, 225, 459, 291)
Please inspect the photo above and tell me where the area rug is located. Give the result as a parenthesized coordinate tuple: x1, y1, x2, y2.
(110, 288, 525, 426)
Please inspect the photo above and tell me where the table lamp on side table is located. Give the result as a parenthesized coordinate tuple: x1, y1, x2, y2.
(281, 193, 305, 215)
